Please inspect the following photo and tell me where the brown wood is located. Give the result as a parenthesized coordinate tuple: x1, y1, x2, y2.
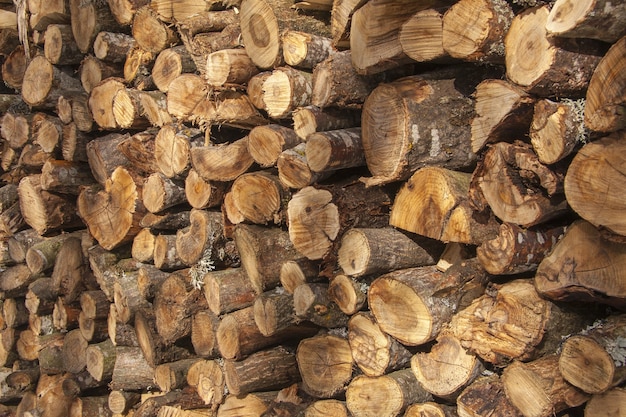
(501, 355, 589, 417)
(152, 45, 196, 92)
(292, 105, 360, 141)
(154, 233, 186, 270)
(504, 5, 604, 97)
(546, 0, 626, 43)
(123, 45, 155, 88)
(282, 30, 333, 69)
(469, 141, 568, 228)
(205, 48, 259, 87)
(253, 289, 296, 336)
(187, 358, 225, 408)
(176, 208, 236, 268)
(143, 172, 187, 214)
(348, 312, 412, 377)
(1, 45, 28, 90)
(277, 142, 331, 189)
(327, 273, 371, 315)
(93, 31, 135, 63)
(43, 24, 82, 65)
(155, 358, 199, 392)
(248, 124, 301, 168)
(224, 346, 300, 395)
(190, 310, 220, 359)
(134, 307, 194, 367)
(584, 36, 626, 133)
(80, 56, 124, 94)
(132, 5, 178, 54)
(185, 169, 227, 210)
(88, 77, 126, 130)
(203, 267, 256, 316)
(391, 167, 500, 244)
(399, 9, 450, 64)
(22, 55, 83, 110)
(559, 314, 626, 394)
(70, 0, 126, 54)
(565, 132, 626, 236)
(190, 137, 254, 182)
(109, 345, 155, 391)
(294, 283, 349, 328)
(456, 375, 523, 417)
(297, 334, 354, 398)
(585, 387, 626, 417)
(262, 66, 313, 119)
(345, 369, 433, 417)
(305, 127, 364, 172)
(279, 258, 322, 294)
(227, 171, 289, 225)
(405, 402, 459, 417)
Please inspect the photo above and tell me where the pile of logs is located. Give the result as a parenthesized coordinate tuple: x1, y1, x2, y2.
(0, 0, 624, 416)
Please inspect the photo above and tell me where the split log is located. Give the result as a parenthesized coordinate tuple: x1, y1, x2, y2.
(132, 5, 178, 54)
(28, 0, 70, 31)
(448, 279, 589, 366)
(337, 227, 437, 277)
(218, 392, 276, 417)
(559, 314, 626, 394)
(345, 369, 433, 417)
(247, 124, 301, 168)
(234, 224, 302, 294)
(297, 334, 354, 398)
(21, 55, 83, 110)
(476, 222, 567, 276)
(456, 375, 523, 417)
(546, 0, 626, 43)
(564, 132, 626, 236)
(70, 0, 126, 53)
(88, 77, 126, 130)
(504, 5, 604, 97)
(347, 312, 412, 377)
(77, 167, 146, 250)
(360, 68, 490, 186)
(469, 141, 568, 228)
(123, 45, 155, 89)
(112, 88, 159, 130)
(216, 305, 318, 360)
(1, 112, 32, 150)
(190, 137, 255, 182)
(442, 0, 513, 64)
(583, 35, 626, 133)
(224, 346, 300, 396)
(411, 334, 484, 400)
(501, 355, 589, 417)
(470, 79, 534, 153)
(535, 220, 626, 310)
(529, 98, 587, 164)
(155, 124, 203, 180)
(292, 105, 361, 141)
(390, 167, 500, 244)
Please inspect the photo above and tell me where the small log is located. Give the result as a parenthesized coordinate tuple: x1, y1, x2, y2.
(176, 208, 235, 267)
(584, 36, 626, 133)
(123, 45, 155, 89)
(293, 282, 349, 328)
(187, 358, 225, 407)
(224, 346, 301, 396)
(93, 31, 136, 63)
(43, 24, 82, 65)
(85, 338, 116, 382)
(345, 369, 433, 417)
(399, 9, 450, 64)
(143, 173, 187, 214)
(227, 171, 289, 225)
(277, 142, 331, 189)
(585, 387, 626, 417)
(166, 74, 209, 122)
(337, 227, 437, 277)
(154, 358, 199, 392)
(442, 0, 513, 64)
(292, 105, 361, 141)
(390, 167, 500, 244)
(476, 222, 567, 276)
(559, 314, 626, 394)
(219, 392, 276, 417)
(305, 399, 349, 417)
(185, 169, 227, 210)
(62, 328, 89, 373)
(297, 334, 354, 398)
(411, 334, 484, 400)
(470, 79, 534, 153)
(134, 307, 194, 367)
(535, 220, 626, 310)
(253, 288, 297, 336)
(40, 160, 96, 195)
(501, 355, 589, 417)
(88, 77, 126, 130)
(1, 45, 28, 90)
(456, 375, 523, 417)
(80, 55, 124, 94)
(247, 124, 301, 168)
(154, 124, 203, 179)
(108, 390, 141, 415)
(405, 402, 459, 417)
(153, 45, 196, 92)
(204, 48, 259, 87)
(305, 127, 364, 172)
(190, 137, 255, 182)
(504, 5, 604, 97)
(348, 312, 412, 377)
(132, 227, 155, 263)
(70, 0, 126, 53)
(262, 66, 313, 119)
(190, 310, 220, 359)
(21, 55, 83, 110)
(203, 267, 257, 316)
(282, 30, 333, 69)
(469, 141, 568, 228)
(279, 258, 322, 294)
(546, 0, 626, 43)
(328, 274, 371, 315)
(132, 5, 178, 54)
(109, 346, 155, 391)
(565, 132, 626, 236)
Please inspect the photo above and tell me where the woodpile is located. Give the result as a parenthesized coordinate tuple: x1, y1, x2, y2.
(0, 0, 624, 416)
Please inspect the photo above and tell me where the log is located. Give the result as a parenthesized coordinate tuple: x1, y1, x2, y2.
(262, 66, 312, 119)
(132, 5, 178, 54)
(282, 30, 333, 69)
(154, 124, 203, 180)
(327, 273, 371, 315)
(41, 160, 96, 195)
(456, 375, 523, 417)
(21, 55, 83, 109)
(190, 310, 220, 359)
(88, 77, 126, 130)
(297, 334, 354, 398)
(558, 314, 626, 394)
(143, 173, 187, 214)
(442, 0, 513, 64)
(277, 142, 331, 189)
(70, 0, 126, 53)
(205, 48, 259, 87)
(166, 73, 209, 122)
(154, 358, 199, 392)
(304, 399, 349, 417)
(1, 45, 28, 91)
(80, 55, 124, 94)
(154, 233, 186, 270)
(203, 267, 257, 316)
(564, 132, 626, 236)
(399, 9, 449, 64)
(223, 346, 300, 396)
(279, 258, 322, 294)
(85, 338, 116, 382)
(28, 0, 70, 31)
(305, 127, 365, 172)
(347, 312, 412, 377)
(390, 167, 500, 244)
(546, 0, 626, 43)
(504, 5, 604, 97)
(501, 355, 589, 417)
(293, 282, 349, 328)
(584, 35, 626, 133)
(43, 24, 82, 65)
(185, 169, 226, 210)
(469, 141, 568, 228)
(153, 45, 196, 92)
(226, 171, 288, 225)
(529, 98, 587, 164)
(345, 369, 433, 417)
(405, 402, 458, 417)
(585, 387, 626, 417)
(176, 208, 236, 268)
(93, 31, 136, 63)
(190, 137, 255, 182)
(253, 288, 296, 336)
(337, 227, 437, 277)
(292, 105, 361, 141)
(535, 220, 626, 310)
(247, 124, 301, 168)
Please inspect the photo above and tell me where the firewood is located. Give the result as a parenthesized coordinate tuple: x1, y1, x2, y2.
(31, 113, 62, 154)
(70, 0, 126, 53)
(141, 209, 192, 232)
(88, 77, 126, 130)
(218, 392, 276, 417)
(176, 208, 235, 267)
(22, 55, 83, 110)
(166, 73, 208, 121)
(253, 288, 296, 336)
(174, 9, 239, 38)
(279, 258, 322, 294)
(154, 234, 186, 270)
(132, 5, 178, 54)
(405, 402, 459, 417)
(1, 45, 28, 90)
(43, 24, 82, 66)
(40, 160, 96, 194)
(186, 358, 224, 407)
(93, 31, 136, 63)
(442, 0, 513, 64)
(108, 389, 141, 415)
(347, 312, 412, 377)
(68, 94, 94, 133)
(345, 369, 433, 417)
(297, 334, 354, 398)
(190, 137, 254, 182)
(476, 222, 567, 276)
(123, 44, 155, 88)
(112, 88, 159, 130)
(305, 127, 364, 172)
(504, 5, 605, 97)
(559, 314, 626, 395)
(305, 399, 349, 417)
(248, 124, 301, 168)
(328, 274, 372, 315)
(469, 141, 568, 228)
(152, 45, 196, 92)
(1, 111, 32, 150)
(28, 0, 70, 31)
(277, 142, 331, 189)
(262, 66, 313, 119)
(584, 36, 626, 133)
(224, 346, 300, 396)
(399, 8, 450, 64)
(292, 105, 360, 141)
(226, 171, 289, 225)
(456, 374, 523, 417)
(203, 267, 257, 316)
(282, 30, 333, 70)
(536, 219, 626, 309)
(155, 358, 200, 392)
(501, 355, 589, 417)
(391, 167, 500, 244)
(216, 305, 317, 360)
(546, 0, 626, 43)
(143, 173, 187, 214)
(294, 282, 349, 328)
(35, 373, 76, 417)
(205, 48, 259, 87)
(565, 132, 626, 236)
(470, 79, 534, 153)
(411, 334, 484, 401)
(585, 387, 626, 417)
(185, 169, 226, 210)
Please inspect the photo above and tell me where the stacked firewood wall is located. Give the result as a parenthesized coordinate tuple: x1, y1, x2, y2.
(0, 0, 624, 415)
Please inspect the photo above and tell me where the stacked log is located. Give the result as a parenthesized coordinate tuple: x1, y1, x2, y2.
(0, 0, 624, 416)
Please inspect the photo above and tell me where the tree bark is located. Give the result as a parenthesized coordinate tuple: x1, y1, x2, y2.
(292, 105, 361, 141)
(456, 375, 523, 417)
(247, 124, 301, 168)
(70, 0, 127, 53)
(305, 127, 365, 172)
(546, 0, 626, 43)
(203, 267, 257, 316)
(22, 55, 83, 110)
